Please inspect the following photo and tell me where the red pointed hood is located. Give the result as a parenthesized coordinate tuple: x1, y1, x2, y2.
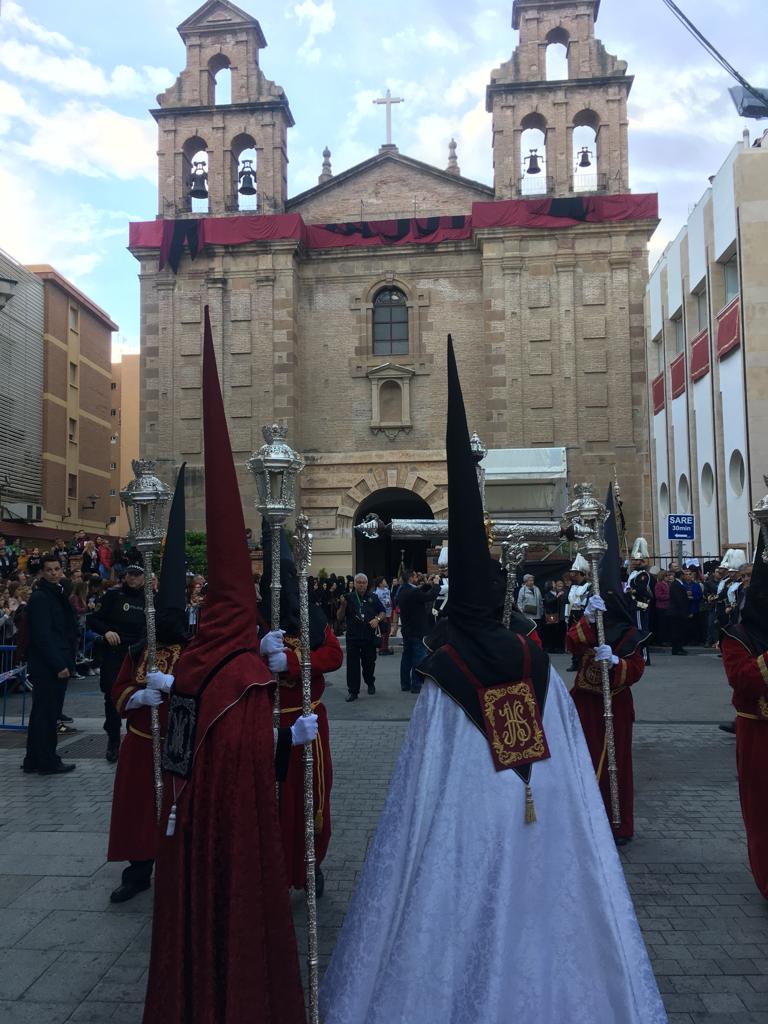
(173, 307, 270, 696)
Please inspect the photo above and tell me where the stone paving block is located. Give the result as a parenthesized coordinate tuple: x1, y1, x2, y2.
(0, 908, 50, 946)
(16, 909, 146, 953)
(0, 949, 59, 1000)
(0, 875, 42, 909)
(9, 874, 152, 915)
(68, 1002, 144, 1022)
(0, 831, 106, 877)
(0, 999, 75, 1023)
(20, 951, 118, 1004)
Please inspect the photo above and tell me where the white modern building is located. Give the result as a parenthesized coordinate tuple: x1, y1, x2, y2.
(645, 129, 768, 562)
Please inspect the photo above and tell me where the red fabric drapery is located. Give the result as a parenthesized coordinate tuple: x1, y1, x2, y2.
(689, 328, 710, 382)
(716, 297, 740, 359)
(651, 373, 665, 414)
(670, 353, 686, 399)
(128, 193, 659, 267)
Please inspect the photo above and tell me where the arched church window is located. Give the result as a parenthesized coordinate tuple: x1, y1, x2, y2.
(520, 113, 548, 197)
(209, 54, 232, 105)
(545, 28, 569, 81)
(232, 133, 257, 212)
(373, 288, 408, 356)
(184, 136, 209, 214)
(572, 109, 601, 193)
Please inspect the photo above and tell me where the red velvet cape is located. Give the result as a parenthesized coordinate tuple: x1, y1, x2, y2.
(277, 624, 343, 888)
(566, 618, 645, 839)
(721, 634, 768, 899)
(142, 656, 306, 1024)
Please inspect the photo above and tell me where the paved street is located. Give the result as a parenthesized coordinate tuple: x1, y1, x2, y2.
(1, 647, 767, 1023)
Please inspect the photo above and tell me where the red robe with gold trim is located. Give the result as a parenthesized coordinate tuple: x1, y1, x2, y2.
(721, 634, 768, 899)
(566, 618, 645, 839)
(276, 624, 342, 888)
(108, 644, 181, 862)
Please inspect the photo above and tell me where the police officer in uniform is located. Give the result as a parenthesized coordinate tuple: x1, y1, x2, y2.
(88, 565, 147, 761)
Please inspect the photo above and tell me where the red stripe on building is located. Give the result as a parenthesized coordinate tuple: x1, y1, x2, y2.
(652, 373, 666, 414)
(716, 297, 740, 359)
(670, 353, 686, 399)
(689, 328, 710, 382)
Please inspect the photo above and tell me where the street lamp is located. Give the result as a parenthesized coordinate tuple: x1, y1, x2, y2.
(120, 458, 172, 821)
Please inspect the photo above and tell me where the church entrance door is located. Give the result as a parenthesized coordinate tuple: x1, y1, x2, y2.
(354, 488, 434, 581)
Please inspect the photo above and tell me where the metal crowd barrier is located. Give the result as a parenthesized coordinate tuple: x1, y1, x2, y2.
(0, 644, 29, 731)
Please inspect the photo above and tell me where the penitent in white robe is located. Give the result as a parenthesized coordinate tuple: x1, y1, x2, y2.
(319, 669, 667, 1024)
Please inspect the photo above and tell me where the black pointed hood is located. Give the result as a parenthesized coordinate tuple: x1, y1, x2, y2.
(155, 463, 187, 643)
(739, 530, 768, 653)
(601, 483, 650, 654)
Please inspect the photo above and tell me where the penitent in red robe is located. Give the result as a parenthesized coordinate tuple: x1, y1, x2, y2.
(108, 644, 181, 863)
(720, 634, 768, 899)
(566, 618, 645, 839)
(277, 624, 343, 889)
(142, 654, 306, 1024)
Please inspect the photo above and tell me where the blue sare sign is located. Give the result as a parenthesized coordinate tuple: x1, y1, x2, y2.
(667, 514, 695, 541)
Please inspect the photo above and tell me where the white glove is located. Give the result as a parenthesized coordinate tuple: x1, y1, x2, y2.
(584, 595, 607, 623)
(146, 670, 174, 693)
(594, 644, 620, 666)
(260, 629, 285, 657)
(291, 713, 319, 745)
(126, 687, 163, 710)
(268, 650, 288, 674)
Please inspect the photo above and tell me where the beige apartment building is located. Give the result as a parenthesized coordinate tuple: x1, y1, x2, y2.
(109, 353, 141, 536)
(130, 0, 658, 574)
(645, 130, 768, 562)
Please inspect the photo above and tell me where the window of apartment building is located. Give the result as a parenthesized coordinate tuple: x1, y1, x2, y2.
(671, 314, 685, 354)
(68, 417, 77, 443)
(67, 474, 77, 499)
(694, 289, 708, 332)
(651, 333, 664, 374)
(724, 256, 739, 305)
(110, 435, 118, 444)
(68, 306, 79, 332)
(68, 361, 78, 387)
(110, 408, 117, 417)
(109, 488, 117, 497)
(373, 288, 409, 356)
(110, 462, 117, 471)
(110, 382, 117, 391)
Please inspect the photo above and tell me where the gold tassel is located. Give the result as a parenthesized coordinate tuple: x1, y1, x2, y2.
(314, 810, 323, 832)
(525, 784, 537, 825)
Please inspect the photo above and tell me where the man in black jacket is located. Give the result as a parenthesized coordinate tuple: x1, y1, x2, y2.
(397, 571, 440, 694)
(668, 570, 691, 656)
(88, 565, 146, 761)
(22, 554, 78, 774)
(337, 573, 386, 701)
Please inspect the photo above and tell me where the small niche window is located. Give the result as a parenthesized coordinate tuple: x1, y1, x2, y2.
(68, 418, 77, 443)
(671, 314, 685, 354)
(110, 462, 117, 471)
(695, 289, 708, 332)
(724, 256, 739, 305)
(69, 306, 79, 332)
(68, 362, 78, 386)
(110, 382, 117, 391)
(373, 288, 409, 355)
(67, 474, 77, 499)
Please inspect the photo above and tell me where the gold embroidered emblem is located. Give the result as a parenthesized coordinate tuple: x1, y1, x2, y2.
(136, 644, 183, 684)
(283, 635, 301, 654)
(575, 654, 604, 695)
(482, 682, 549, 770)
(758, 696, 768, 720)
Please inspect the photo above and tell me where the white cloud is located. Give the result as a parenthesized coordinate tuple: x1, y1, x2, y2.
(382, 25, 464, 59)
(0, 38, 173, 97)
(424, 28, 463, 54)
(291, 0, 336, 63)
(3, 1, 75, 51)
(471, 9, 504, 43)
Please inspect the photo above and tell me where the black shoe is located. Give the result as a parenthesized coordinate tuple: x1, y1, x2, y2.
(410, 686, 421, 694)
(367, 684, 376, 695)
(671, 650, 688, 656)
(20, 762, 38, 773)
(57, 722, 77, 734)
(614, 836, 631, 847)
(110, 880, 151, 904)
(59, 714, 74, 724)
(106, 741, 120, 763)
(38, 763, 76, 775)
(400, 685, 411, 692)
(314, 866, 325, 899)
(566, 666, 578, 672)
(718, 722, 736, 735)
(345, 693, 358, 702)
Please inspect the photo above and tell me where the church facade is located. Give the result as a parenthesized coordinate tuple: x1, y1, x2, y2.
(130, 0, 658, 573)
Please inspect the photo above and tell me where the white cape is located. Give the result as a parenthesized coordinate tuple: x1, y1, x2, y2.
(320, 669, 667, 1024)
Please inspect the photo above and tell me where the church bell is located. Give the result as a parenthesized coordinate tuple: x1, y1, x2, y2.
(189, 161, 209, 200)
(525, 149, 542, 175)
(238, 159, 257, 196)
(577, 147, 593, 169)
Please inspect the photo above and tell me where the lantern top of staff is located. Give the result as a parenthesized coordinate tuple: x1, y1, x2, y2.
(469, 432, 487, 465)
(563, 481, 608, 556)
(247, 423, 304, 521)
(750, 475, 768, 528)
(119, 458, 173, 546)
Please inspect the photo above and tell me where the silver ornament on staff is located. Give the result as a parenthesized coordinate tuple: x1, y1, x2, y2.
(750, 475, 768, 558)
(120, 459, 173, 822)
(563, 482, 621, 829)
(293, 513, 320, 1024)
(247, 425, 304, 739)
(501, 527, 529, 630)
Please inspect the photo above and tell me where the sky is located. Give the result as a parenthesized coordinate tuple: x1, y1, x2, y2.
(0, 0, 766, 358)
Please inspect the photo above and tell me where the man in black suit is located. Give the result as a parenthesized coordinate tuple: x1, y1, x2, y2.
(22, 553, 78, 774)
(668, 569, 691, 656)
(397, 571, 440, 694)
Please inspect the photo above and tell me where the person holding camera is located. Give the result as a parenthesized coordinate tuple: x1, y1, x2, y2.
(337, 573, 386, 701)
(397, 570, 440, 694)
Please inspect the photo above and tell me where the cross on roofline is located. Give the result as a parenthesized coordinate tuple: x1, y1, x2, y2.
(373, 88, 404, 146)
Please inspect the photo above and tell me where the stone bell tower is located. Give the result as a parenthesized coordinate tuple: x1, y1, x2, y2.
(487, 0, 632, 199)
(152, 0, 294, 217)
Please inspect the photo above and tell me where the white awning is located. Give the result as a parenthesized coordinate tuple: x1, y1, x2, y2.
(481, 447, 567, 482)
(480, 448, 568, 519)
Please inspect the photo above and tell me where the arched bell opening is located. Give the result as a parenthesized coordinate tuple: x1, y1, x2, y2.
(520, 112, 548, 196)
(572, 109, 601, 193)
(183, 135, 209, 213)
(354, 488, 436, 580)
(231, 133, 258, 212)
(545, 27, 569, 81)
(209, 54, 232, 105)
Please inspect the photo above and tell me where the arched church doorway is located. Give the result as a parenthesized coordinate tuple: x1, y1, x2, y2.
(354, 488, 435, 580)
